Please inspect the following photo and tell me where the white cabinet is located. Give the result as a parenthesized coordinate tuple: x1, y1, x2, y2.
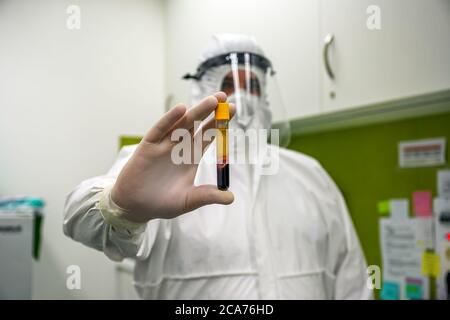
(165, 0, 321, 121)
(320, 0, 450, 113)
(166, 0, 450, 123)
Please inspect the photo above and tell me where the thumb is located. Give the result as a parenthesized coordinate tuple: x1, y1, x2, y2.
(184, 184, 234, 213)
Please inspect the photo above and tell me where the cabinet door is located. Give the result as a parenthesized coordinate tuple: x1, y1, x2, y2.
(320, 0, 450, 112)
(165, 0, 321, 121)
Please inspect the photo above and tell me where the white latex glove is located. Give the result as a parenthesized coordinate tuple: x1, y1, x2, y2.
(111, 92, 235, 223)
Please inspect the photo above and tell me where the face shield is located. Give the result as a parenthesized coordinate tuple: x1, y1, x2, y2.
(184, 52, 291, 147)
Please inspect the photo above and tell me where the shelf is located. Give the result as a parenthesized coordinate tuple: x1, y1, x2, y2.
(288, 89, 450, 136)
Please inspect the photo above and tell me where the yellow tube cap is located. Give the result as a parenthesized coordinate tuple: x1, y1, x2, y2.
(215, 102, 230, 120)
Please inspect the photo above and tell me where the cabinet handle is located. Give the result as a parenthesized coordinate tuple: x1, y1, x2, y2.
(323, 34, 335, 80)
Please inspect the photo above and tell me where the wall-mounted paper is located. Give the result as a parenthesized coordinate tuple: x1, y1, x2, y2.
(421, 251, 441, 278)
(380, 281, 400, 300)
(414, 218, 434, 250)
(437, 170, 450, 197)
(405, 277, 423, 300)
(390, 199, 409, 220)
(379, 218, 431, 299)
(378, 200, 390, 215)
(398, 138, 446, 168)
(413, 191, 433, 218)
(380, 219, 422, 278)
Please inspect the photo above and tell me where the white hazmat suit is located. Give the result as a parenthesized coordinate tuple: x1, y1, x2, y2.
(63, 34, 372, 300)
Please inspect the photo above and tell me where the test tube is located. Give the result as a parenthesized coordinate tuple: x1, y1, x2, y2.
(215, 102, 230, 190)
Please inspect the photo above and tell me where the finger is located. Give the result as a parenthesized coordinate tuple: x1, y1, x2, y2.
(172, 92, 226, 132)
(184, 185, 234, 213)
(143, 104, 187, 143)
(214, 91, 227, 103)
(177, 95, 218, 131)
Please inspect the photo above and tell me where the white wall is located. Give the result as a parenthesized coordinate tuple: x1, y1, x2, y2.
(0, 0, 166, 299)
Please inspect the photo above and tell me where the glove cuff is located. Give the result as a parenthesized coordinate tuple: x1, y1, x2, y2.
(98, 185, 146, 233)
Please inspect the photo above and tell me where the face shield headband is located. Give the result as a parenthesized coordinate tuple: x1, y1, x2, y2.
(182, 52, 275, 81)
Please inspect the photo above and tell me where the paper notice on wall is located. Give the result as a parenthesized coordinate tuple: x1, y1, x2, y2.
(398, 138, 446, 168)
(380, 218, 421, 278)
(414, 218, 434, 250)
(380, 281, 400, 300)
(390, 199, 409, 220)
(413, 191, 433, 218)
(405, 276, 426, 300)
(379, 218, 431, 299)
(421, 251, 441, 278)
(377, 200, 390, 215)
(437, 170, 450, 197)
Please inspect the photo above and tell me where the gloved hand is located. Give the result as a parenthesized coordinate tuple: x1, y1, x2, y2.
(110, 92, 235, 223)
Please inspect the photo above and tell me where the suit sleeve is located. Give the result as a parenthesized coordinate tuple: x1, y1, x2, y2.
(63, 146, 159, 262)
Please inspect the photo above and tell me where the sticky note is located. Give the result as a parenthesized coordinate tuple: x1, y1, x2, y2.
(389, 199, 409, 219)
(421, 251, 441, 278)
(412, 191, 433, 217)
(378, 201, 390, 215)
(405, 277, 423, 300)
(380, 281, 400, 300)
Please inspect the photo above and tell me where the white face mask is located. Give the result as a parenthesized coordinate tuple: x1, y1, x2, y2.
(227, 93, 271, 130)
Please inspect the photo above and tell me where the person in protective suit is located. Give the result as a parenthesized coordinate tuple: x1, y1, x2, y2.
(64, 33, 372, 300)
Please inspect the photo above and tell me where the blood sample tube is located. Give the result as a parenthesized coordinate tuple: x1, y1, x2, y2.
(215, 102, 230, 190)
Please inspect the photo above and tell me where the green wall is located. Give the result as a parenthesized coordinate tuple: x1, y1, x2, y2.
(288, 110, 450, 299)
